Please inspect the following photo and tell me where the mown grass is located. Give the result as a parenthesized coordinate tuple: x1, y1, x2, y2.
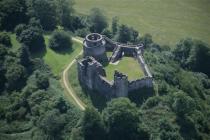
(10, 34, 83, 76)
(104, 57, 144, 81)
(75, 0, 210, 46)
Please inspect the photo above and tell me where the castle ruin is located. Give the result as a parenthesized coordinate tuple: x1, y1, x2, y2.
(77, 33, 153, 98)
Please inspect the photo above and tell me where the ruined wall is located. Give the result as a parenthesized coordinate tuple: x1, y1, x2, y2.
(128, 77, 153, 92)
(110, 46, 122, 63)
(114, 71, 128, 97)
(77, 57, 106, 90)
(94, 75, 114, 98)
(121, 46, 137, 57)
(136, 53, 152, 77)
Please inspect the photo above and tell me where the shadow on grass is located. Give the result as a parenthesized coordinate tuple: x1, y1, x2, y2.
(31, 46, 47, 59)
(53, 46, 73, 55)
(128, 87, 155, 106)
(101, 60, 110, 67)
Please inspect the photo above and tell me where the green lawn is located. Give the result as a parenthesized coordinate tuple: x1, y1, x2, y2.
(75, 0, 210, 46)
(10, 34, 21, 51)
(104, 57, 144, 81)
(10, 34, 83, 76)
(36, 36, 83, 76)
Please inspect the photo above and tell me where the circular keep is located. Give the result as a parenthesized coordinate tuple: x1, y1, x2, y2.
(83, 33, 108, 62)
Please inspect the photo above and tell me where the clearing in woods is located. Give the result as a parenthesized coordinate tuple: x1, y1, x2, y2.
(75, 0, 210, 46)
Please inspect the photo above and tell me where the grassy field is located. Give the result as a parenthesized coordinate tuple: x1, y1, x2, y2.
(10, 34, 83, 76)
(75, 0, 210, 46)
(104, 57, 144, 81)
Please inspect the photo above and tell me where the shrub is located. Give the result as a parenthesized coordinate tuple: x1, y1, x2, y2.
(49, 30, 72, 51)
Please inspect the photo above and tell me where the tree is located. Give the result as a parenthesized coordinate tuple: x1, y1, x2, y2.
(35, 71, 49, 90)
(56, 0, 75, 29)
(130, 27, 139, 42)
(116, 24, 131, 43)
(15, 24, 27, 41)
(0, 44, 8, 59)
(49, 30, 72, 51)
(0, 0, 29, 31)
(172, 91, 195, 117)
(26, 0, 57, 31)
(102, 28, 113, 38)
(17, 45, 31, 67)
(54, 97, 68, 113)
(102, 98, 141, 140)
(28, 17, 43, 29)
(18, 26, 45, 52)
(140, 34, 153, 47)
(0, 46, 7, 91)
(174, 39, 210, 77)
(39, 109, 65, 137)
(159, 119, 183, 140)
(89, 8, 108, 33)
(75, 28, 91, 38)
(81, 107, 106, 140)
(173, 38, 194, 68)
(186, 40, 210, 77)
(5, 63, 26, 90)
(0, 32, 11, 47)
(112, 16, 119, 35)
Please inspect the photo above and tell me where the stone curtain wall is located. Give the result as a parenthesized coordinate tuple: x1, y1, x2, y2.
(94, 75, 114, 98)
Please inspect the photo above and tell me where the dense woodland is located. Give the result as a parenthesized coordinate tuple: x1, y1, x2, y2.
(0, 0, 210, 140)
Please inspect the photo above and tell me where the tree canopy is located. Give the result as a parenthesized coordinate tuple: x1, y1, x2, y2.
(89, 8, 108, 33)
(49, 30, 73, 51)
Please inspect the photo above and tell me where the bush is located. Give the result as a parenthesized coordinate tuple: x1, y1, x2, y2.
(49, 30, 72, 51)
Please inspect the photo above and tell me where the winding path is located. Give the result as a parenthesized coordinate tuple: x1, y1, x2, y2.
(62, 37, 86, 110)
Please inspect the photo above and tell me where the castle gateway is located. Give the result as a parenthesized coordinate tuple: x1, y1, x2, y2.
(77, 33, 153, 98)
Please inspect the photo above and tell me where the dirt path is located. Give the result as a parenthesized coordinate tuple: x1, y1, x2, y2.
(62, 37, 86, 110)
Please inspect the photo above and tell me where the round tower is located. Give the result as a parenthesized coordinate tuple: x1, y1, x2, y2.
(83, 33, 108, 63)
